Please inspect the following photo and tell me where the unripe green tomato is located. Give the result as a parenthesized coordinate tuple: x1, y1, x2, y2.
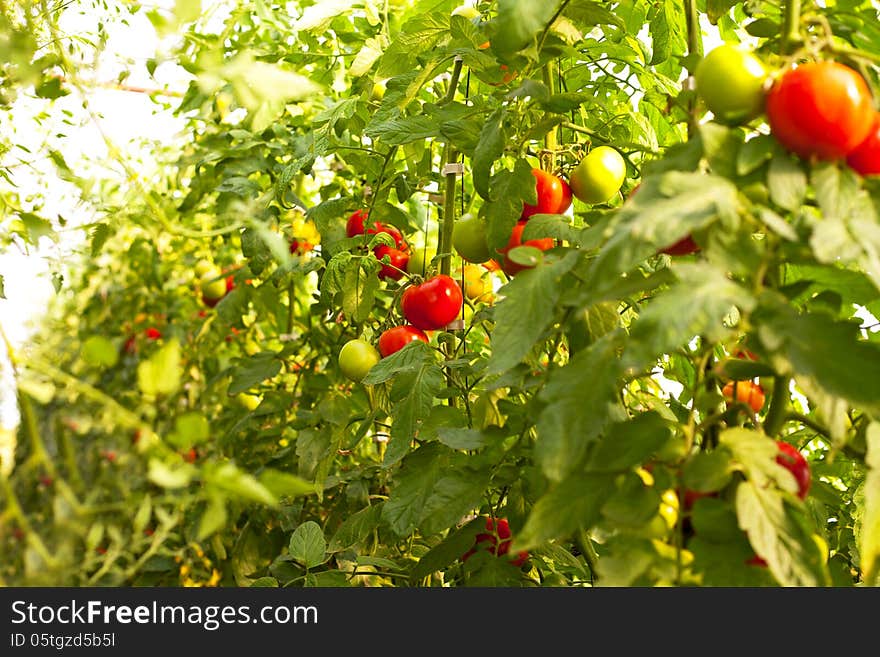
(194, 259, 215, 277)
(200, 269, 227, 300)
(370, 79, 386, 101)
(338, 339, 380, 382)
(452, 213, 491, 264)
(406, 238, 437, 276)
(569, 146, 627, 204)
(695, 44, 768, 125)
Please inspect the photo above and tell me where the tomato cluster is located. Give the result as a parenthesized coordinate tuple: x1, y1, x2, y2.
(347, 209, 411, 281)
(696, 45, 879, 175)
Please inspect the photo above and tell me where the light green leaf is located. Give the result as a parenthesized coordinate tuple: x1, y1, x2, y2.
(289, 521, 327, 568)
(137, 339, 182, 397)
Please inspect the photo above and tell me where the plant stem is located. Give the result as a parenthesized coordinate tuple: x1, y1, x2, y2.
(542, 62, 558, 172)
(684, 0, 702, 139)
(782, 0, 803, 55)
(575, 528, 599, 584)
(763, 376, 790, 436)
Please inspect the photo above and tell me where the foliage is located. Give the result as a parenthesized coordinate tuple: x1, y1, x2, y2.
(2, 0, 880, 588)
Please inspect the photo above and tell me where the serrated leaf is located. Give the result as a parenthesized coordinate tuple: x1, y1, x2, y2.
(289, 521, 327, 568)
(587, 411, 673, 473)
(419, 469, 490, 536)
(228, 353, 282, 395)
(487, 250, 580, 375)
(328, 504, 384, 552)
(343, 258, 380, 323)
(512, 472, 615, 552)
(767, 151, 806, 211)
(472, 108, 505, 200)
(385, 363, 445, 467)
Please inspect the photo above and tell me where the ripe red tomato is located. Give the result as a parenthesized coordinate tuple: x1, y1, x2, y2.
(521, 168, 572, 220)
(846, 112, 880, 176)
(346, 209, 370, 237)
(659, 235, 700, 256)
(461, 517, 529, 567)
(776, 441, 810, 500)
(377, 324, 429, 357)
(373, 244, 410, 281)
(145, 327, 162, 340)
(766, 61, 875, 160)
(225, 275, 236, 293)
(401, 274, 463, 330)
(722, 380, 765, 414)
(499, 220, 555, 276)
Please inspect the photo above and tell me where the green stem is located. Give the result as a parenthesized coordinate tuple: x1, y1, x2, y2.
(575, 528, 599, 584)
(763, 376, 791, 436)
(684, 0, 702, 138)
(542, 62, 558, 172)
(781, 0, 803, 55)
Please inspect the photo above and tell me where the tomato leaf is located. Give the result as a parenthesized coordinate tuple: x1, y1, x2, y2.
(487, 249, 579, 376)
(227, 352, 282, 395)
(384, 363, 445, 467)
(587, 411, 673, 473)
(511, 472, 615, 552)
(288, 521, 327, 569)
(736, 480, 830, 586)
(490, 0, 564, 56)
(767, 150, 806, 211)
(472, 108, 505, 200)
(410, 518, 484, 582)
(328, 504, 384, 553)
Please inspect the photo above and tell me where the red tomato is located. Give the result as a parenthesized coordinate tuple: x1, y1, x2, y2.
(377, 325, 429, 357)
(346, 209, 370, 237)
(145, 327, 162, 340)
(290, 239, 313, 254)
(373, 245, 410, 281)
(401, 274, 463, 330)
(225, 275, 236, 293)
(462, 517, 529, 567)
(521, 168, 572, 220)
(846, 112, 880, 176)
(659, 235, 700, 256)
(499, 220, 555, 276)
(367, 222, 407, 250)
(776, 441, 810, 500)
(766, 61, 874, 160)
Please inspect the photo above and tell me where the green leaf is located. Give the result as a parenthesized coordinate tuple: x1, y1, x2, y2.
(362, 340, 434, 385)
(343, 258, 380, 324)
(81, 335, 119, 368)
(89, 223, 111, 257)
(289, 521, 327, 569)
(754, 300, 880, 415)
(167, 412, 210, 449)
(860, 423, 880, 584)
(381, 445, 445, 535)
(328, 504, 384, 552)
(137, 339, 182, 397)
(812, 162, 859, 221)
(472, 108, 505, 200)
(147, 458, 196, 489)
(537, 332, 625, 481)
(681, 450, 734, 493)
(197, 494, 228, 540)
(173, 0, 201, 24)
(435, 427, 487, 450)
(490, 0, 564, 55)
(587, 411, 673, 473)
(767, 151, 806, 212)
(18, 212, 57, 245)
(512, 472, 615, 552)
(736, 480, 831, 586)
(365, 116, 439, 145)
(737, 134, 776, 176)
(623, 264, 755, 371)
(410, 519, 484, 581)
(228, 353, 282, 395)
(484, 160, 536, 253)
(385, 362, 445, 467)
(207, 462, 278, 507)
(419, 468, 490, 536)
(487, 250, 580, 375)
(258, 470, 319, 499)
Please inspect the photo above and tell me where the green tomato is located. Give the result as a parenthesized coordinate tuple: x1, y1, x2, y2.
(569, 146, 626, 205)
(194, 259, 215, 277)
(407, 238, 437, 276)
(452, 213, 491, 264)
(338, 338, 380, 383)
(695, 44, 767, 125)
(370, 79, 386, 101)
(200, 270, 227, 300)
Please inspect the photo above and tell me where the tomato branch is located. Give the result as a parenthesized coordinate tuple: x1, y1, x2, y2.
(782, 0, 804, 55)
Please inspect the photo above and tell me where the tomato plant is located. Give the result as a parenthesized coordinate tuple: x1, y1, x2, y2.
(378, 325, 429, 357)
(401, 275, 463, 330)
(461, 517, 529, 567)
(374, 244, 410, 281)
(766, 60, 875, 160)
(776, 441, 811, 500)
